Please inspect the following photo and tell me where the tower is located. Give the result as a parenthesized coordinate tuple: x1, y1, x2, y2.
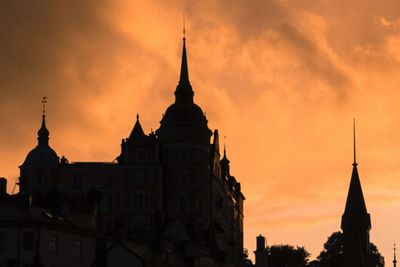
(341, 121, 371, 267)
(19, 97, 59, 196)
(155, 34, 212, 225)
(254, 234, 268, 267)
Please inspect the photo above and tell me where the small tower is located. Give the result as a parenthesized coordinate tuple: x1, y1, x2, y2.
(254, 234, 268, 267)
(20, 97, 59, 194)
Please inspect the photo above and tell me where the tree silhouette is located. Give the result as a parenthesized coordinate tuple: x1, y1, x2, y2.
(268, 244, 310, 266)
(317, 231, 382, 267)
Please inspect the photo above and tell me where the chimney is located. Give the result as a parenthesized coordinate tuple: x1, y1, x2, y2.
(0, 178, 7, 196)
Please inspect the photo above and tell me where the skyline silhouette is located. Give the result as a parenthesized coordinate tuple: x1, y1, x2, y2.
(1, 0, 400, 263)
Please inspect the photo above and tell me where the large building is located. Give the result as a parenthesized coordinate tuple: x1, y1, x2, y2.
(18, 35, 245, 266)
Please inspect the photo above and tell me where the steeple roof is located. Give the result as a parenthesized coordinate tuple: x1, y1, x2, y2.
(38, 114, 49, 147)
(343, 120, 368, 215)
(158, 35, 210, 133)
(344, 164, 368, 215)
(21, 99, 59, 167)
(174, 37, 194, 104)
(129, 114, 145, 140)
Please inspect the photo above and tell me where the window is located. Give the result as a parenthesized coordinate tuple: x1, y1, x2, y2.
(22, 232, 35, 250)
(48, 234, 57, 253)
(179, 147, 188, 161)
(196, 195, 203, 213)
(179, 193, 188, 211)
(73, 175, 82, 187)
(133, 193, 149, 211)
(105, 177, 113, 189)
(130, 216, 149, 230)
(74, 239, 82, 257)
(114, 193, 120, 211)
(179, 172, 189, 186)
(0, 232, 6, 250)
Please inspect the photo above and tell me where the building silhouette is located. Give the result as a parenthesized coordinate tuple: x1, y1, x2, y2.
(340, 122, 384, 267)
(18, 35, 245, 266)
(254, 235, 268, 267)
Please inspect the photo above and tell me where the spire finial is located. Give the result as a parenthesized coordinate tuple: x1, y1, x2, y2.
(136, 113, 139, 121)
(353, 118, 357, 167)
(38, 97, 50, 147)
(183, 13, 186, 40)
(224, 136, 227, 157)
(41, 96, 47, 117)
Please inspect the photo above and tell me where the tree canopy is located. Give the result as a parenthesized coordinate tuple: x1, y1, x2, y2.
(268, 244, 310, 267)
(317, 231, 382, 267)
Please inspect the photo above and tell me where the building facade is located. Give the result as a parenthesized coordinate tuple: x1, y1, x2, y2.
(18, 36, 245, 265)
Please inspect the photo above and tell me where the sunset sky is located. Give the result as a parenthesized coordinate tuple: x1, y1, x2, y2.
(1, 0, 400, 262)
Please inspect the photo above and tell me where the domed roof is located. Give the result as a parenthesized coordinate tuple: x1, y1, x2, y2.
(160, 102, 208, 128)
(23, 146, 59, 166)
(21, 114, 59, 167)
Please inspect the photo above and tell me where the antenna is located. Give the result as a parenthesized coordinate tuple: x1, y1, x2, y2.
(41, 96, 47, 116)
(353, 118, 357, 166)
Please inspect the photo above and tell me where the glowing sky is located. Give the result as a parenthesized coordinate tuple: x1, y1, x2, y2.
(1, 0, 400, 262)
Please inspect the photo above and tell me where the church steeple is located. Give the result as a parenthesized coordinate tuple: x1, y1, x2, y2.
(343, 120, 369, 216)
(174, 30, 194, 104)
(341, 120, 372, 267)
(38, 97, 49, 147)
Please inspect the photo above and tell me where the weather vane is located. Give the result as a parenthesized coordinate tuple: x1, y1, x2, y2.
(41, 96, 47, 116)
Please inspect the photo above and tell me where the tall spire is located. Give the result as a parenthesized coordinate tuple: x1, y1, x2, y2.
(179, 33, 189, 85)
(394, 242, 397, 267)
(224, 136, 227, 158)
(343, 120, 368, 215)
(174, 20, 194, 104)
(38, 97, 49, 147)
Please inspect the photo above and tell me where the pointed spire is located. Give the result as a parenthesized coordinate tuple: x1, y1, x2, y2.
(343, 120, 369, 217)
(179, 33, 189, 85)
(394, 242, 397, 267)
(129, 113, 145, 140)
(38, 97, 49, 147)
(221, 136, 230, 164)
(174, 21, 194, 104)
(224, 136, 227, 158)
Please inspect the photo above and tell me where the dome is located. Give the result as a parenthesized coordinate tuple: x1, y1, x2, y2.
(21, 113, 59, 167)
(160, 102, 208, 129)
(22, 145, 59, 167)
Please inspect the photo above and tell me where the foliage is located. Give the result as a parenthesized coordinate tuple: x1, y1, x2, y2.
(268, 244, 310, 267)
(317, 231, 382, 267)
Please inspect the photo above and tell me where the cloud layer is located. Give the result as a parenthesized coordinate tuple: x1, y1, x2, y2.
(1, 0, 400, 261)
